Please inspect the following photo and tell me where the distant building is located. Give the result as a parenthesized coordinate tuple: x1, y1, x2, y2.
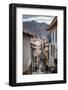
(48, 16, 57, 66)
(30, 38, 42, 72)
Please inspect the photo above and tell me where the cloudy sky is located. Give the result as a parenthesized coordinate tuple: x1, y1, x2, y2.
(23, 15, 55, 25)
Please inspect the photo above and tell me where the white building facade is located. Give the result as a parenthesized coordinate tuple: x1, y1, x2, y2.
(23, 32, 33, 73)
(48, 17, 57, 66)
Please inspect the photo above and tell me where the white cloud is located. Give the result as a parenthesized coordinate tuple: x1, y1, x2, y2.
(23, 16, 55, 25)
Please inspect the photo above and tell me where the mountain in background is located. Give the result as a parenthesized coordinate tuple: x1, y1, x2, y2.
(23, 20, 50, 38)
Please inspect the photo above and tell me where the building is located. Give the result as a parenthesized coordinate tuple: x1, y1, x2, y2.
(48, 16, 57, 66)
(23, 31, 33, 74)
(30, 38, 42, 72)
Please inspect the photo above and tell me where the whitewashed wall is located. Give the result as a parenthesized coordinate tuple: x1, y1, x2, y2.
(23, 35, 31, 72)
(49, 28, 57, 66)
(49, 44, 55, 66)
